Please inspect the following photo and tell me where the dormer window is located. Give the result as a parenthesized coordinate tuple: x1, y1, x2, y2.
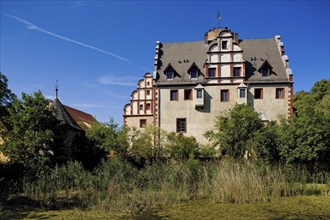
(166, 68, 174, 80)
(190, 69, 198, 79)
(258, 60, 273, 78)
(261, 67, 270, 77)
(188, 63, 200, 79)
(164, 63, 177, 80)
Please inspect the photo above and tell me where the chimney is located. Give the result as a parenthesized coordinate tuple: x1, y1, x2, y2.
(234, 33, 239, 43)
(204, 32, 208, 45)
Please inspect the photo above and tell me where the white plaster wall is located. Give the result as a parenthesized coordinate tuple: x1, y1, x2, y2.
(159, 86, 238, 143)
(220, 65, 231, 77)
(210, 54, 219, 63)
(125, 116, 154, 129)
(233, 53, 242, 62)
(220, 53, 231, 63)
(248, 84, 289, 121)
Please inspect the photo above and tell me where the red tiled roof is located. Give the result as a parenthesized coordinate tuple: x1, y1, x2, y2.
(63, 105, 97, 125)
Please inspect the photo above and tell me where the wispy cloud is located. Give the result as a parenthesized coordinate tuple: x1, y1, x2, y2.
(98, 75, 138, 87)
(4, 13, 129, 62)
(68, 1, 88, 9)
(104, 90, 128, 99)
(70, 103, 120, 109)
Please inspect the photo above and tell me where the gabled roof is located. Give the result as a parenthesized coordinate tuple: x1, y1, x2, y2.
(156, 36, 289, 85)
(49, 98, 83, 131)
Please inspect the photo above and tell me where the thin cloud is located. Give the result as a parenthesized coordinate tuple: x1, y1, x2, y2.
(71, 103, 120, 109)
(4, 13, 129, 62)
(104, 90, 128, 99)
(99, 75, 138, 87)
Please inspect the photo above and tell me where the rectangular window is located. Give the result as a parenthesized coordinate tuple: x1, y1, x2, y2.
(176, 118, 186, 133)
(239, 89, 245, 98)
(166, 70, 174, 80)
(254, 88, 263, 99)
(196, 89, 203, 99)
(184, 89, 192, 100)
(140, 119, 146, 128)
(190, 70, 198, 79)
(146, 90, 151, 96)
(276, 88, 285, 99)
(139, 104, 143, 111)
(208, 68, 216, 77)
(221, 90, 229, 102)
(170, 90, 178, 101)
(233, 67, 241, 77)
(146, 103, 151, 110)
(261, 68, 269, 77)
(222, 41, 228, 49)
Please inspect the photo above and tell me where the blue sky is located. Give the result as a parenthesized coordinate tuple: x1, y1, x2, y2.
(1, 1, 329, 124)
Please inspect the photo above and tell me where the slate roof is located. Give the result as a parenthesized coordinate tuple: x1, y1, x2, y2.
(156, 41, 208, 85)
(156, 37, 289, 85)
(239, 38, 289, 83)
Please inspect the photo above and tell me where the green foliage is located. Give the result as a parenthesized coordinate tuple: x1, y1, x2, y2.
(2, 91, 61, 175)
(166, 132, 199, 160)
(277, 80, 330, 166)
(247, 122, 281, 163)
(0, 72, 16, 109)
(86, 118, 128, 157)
(205, 104, 263, 159)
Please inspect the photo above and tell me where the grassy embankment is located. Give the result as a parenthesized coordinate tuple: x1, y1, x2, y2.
(1, 157, 329, 219)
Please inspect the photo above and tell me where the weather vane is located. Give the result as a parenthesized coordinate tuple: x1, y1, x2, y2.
(216, 11, 222, 28)
(55, 80, 59, 99)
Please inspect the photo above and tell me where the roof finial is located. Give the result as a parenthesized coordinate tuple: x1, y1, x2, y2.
(216, 11, 222, 28)
(55, 80, 59, 99)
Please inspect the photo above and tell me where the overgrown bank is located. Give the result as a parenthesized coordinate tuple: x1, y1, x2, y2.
(3, 158, 329, 212)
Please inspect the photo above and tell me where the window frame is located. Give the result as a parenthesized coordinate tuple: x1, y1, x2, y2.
(222, 41, 228, 50)
(166, 69, 174, 80)
(196, 89, 203, 99)
(233, 67, 241, 77)
(146, 103, 151, 110)
(220, 89, 229, 102)
(239, 88, 246, 98)
(146, 90, 151, 96)
(139, 104, 144, 111)
(184, 89, 192, 100)
(170, 90, 178, 101)
(140, 119, 147, 128)
(208, 68, 216, 77)
(276, 88, 285, 99)
(261, 67, 270, 77)
(176, 118, 186, 133)
(254, 88, 263, 99)
(190, 69, 198, 79)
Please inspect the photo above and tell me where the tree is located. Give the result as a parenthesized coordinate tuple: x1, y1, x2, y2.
(0, 73, 16, 133)
(0, 72, 15, 109)
(165, 132, 199, 160)
(277, 79, 330, 167)
(86, 119, 129, 158)
(2, 91, 60, 175)
(205, 104, 263, 159)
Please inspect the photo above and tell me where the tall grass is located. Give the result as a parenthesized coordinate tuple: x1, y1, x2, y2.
(11, 157, 329, 212)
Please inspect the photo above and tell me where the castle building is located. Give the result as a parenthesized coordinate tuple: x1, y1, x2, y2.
(123, 27, 293, 143)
